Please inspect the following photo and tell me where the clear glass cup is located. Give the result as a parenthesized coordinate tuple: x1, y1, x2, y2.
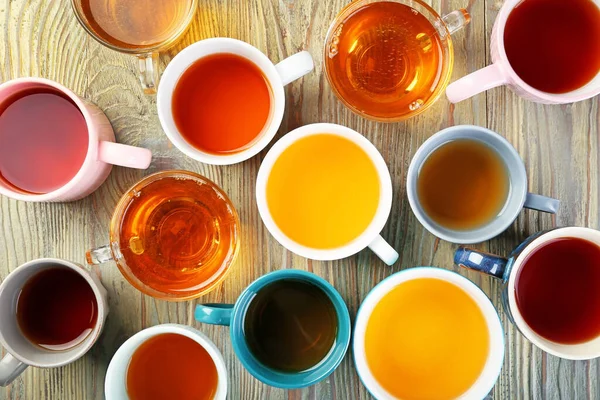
(71, 0, 198, 94)
(324, 0, 470, 122)
(86, 170, 240, 301)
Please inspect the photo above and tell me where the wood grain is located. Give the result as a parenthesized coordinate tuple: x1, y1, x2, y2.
(0, 0, 599, 398)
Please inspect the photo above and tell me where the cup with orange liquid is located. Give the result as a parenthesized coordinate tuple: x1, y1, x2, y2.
(157, 38, 314, 165)
(354, 267, 504, 399)
(86, 170, 240, 300)
(71, 0, 198, 94)
(324, 0, 470, 121)
(105, 324, 227, 400)
(256, 123, 399, 265)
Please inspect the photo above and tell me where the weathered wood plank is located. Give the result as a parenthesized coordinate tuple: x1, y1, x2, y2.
(0, 0, 598, 398)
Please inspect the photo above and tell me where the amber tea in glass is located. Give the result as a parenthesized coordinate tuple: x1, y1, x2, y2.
(71, 0, 197, 93)
(324, 0, 469, 121)
(86, 170, 240, 300)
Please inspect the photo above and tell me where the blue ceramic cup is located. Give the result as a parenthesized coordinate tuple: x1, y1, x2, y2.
(455, 227, 600, 360)
(407, 125, 559, 244)
(195, 269, 351, 388)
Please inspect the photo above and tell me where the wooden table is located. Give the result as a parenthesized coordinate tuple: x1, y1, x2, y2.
(1, 0, 598, 398)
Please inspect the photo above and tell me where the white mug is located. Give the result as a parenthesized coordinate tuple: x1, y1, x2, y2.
(353, 267, 504, 399)
(456, 227, 600, 360)
(105, 324, 227, 400)
(0, 258, 108, 386)
(157, 37, 314, 165)
(256, 123, 399, 265)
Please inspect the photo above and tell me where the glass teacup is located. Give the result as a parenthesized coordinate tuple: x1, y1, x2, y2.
(86, 170, 240, 301)
(71, 0, 198, 94)
(324, 0, 470, 122)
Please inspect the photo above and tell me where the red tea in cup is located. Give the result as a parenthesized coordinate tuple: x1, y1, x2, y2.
(126, 333, 219, 400)
(504, 0, 600, 93)
(515, 237, 600, 344)
(172, 53, 272, 155)
(0, 88, 88, 194)
(16, 267, 98, 351)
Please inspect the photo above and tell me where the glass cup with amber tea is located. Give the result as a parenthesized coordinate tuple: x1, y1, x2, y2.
(71, 0, 198, 94)
(86, 170, 240, 301)
(324, 0, 469, 122)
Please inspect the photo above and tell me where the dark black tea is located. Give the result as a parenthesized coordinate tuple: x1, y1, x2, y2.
(17, 267, 98, 350)
(515, 237, 600, 344)
(244, 279, 337, 372)
(504, 0, 600, 93)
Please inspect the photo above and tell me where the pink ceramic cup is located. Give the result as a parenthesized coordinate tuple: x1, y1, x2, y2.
(0, 78, 152, 202)
(446, 0, 600, 104)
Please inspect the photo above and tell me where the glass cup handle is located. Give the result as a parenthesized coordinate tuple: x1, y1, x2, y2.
(86, 244, 113, 265)
(442, 9, 470, 35)
(137, 53, 159, 95)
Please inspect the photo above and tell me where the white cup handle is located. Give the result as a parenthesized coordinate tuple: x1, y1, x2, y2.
(274, 51, 314, 86)
(0, 353, 27, 386)
(368, 235, 399, 266)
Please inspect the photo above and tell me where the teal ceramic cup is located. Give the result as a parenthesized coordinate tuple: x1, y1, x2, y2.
(195, 269, 351, 388)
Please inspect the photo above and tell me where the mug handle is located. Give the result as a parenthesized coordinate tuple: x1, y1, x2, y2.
(454, 247, 508, 280)
(446, 63, 508, 103)
(524, 193, 560, 214)
(137, 53, 159, 95)
(98, 141, 152, 169)
(368, 235, 399, 266)
(0, 353, 28, 387)
(274, 51, 315, 86)
(195, 304, 234, 326)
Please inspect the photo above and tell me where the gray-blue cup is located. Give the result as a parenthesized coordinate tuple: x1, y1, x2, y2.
(407, 125, 559, 244)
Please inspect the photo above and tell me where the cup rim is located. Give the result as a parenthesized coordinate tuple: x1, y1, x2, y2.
(228, 269, 351, 389)
(353, 266, 505, 400)
(255, 123, 393, 260)
(69, 0, 198, 55)
(493, 0, 600, 103)
(104, 323, 227, 400)
(107, 169, 241, 301)
(0, 77, 105, 202)
(323, 0, 455, 122)
(157, 37, 286, 165)
(507, 227, 600, 360)
(406, 124, 527, 244)
(0, 258, 107, 368)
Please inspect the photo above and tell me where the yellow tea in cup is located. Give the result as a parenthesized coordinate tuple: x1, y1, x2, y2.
(365, 278, 490, 399)
(266, 134, 380, 249)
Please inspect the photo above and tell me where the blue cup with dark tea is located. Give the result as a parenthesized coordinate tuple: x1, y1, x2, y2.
(195, 269, 351, 388)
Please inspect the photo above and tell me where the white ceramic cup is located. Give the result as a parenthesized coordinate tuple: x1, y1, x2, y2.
(456, 227, 600, 360)
(256, 123, 399, 265)
(157, 37, 314, 165)
(105, 324, 227, 400)
(353, 267, 504, 399)
(0, 258, 108, 386)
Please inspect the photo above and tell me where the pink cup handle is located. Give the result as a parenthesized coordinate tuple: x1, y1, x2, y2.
(446, 63, 508, 103)
(98, 141, 152, 169)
